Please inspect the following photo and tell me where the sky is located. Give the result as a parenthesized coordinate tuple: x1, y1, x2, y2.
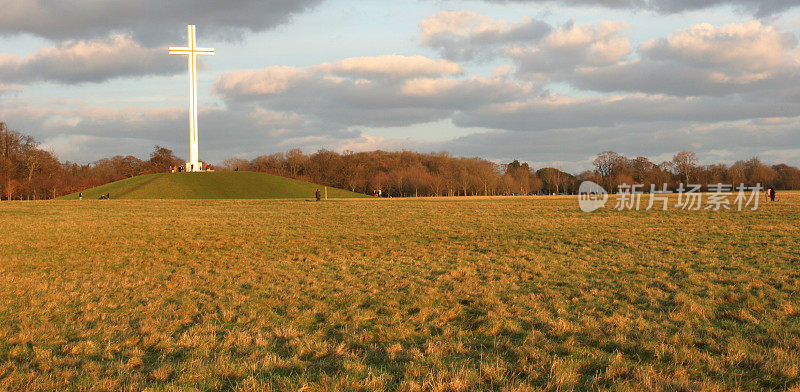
(1, 0, 800, 172)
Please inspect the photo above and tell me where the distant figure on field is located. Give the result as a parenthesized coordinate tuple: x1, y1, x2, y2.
(78, 192, 82, 200)
(315, 188, 321, 201)
(769, 187, 776, 202)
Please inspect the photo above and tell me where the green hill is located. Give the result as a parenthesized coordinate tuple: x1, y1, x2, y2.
(60, 171, 368, 200)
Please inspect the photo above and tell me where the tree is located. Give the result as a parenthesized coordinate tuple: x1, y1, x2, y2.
(594, 151, 623, 178)
(221, 158, 249, 171)
(473, 160, 499, 196)
(671, 151, 698, 184)
(593, 151, 625, 190)
(773, 164, 800, 190)
(285, 148, 306, 178)
(505, 160, 531, 194)
(4, 179, 20, 200)
(742, 157, 776, 187)
(149, 146, 183, 172)
(538, 167, 574, 195)
(630, 156, 656, 184)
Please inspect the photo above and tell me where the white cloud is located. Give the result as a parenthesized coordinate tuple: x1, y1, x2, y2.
(214, 66, 310, 98)
(420, 11, 552, 61)
(214, 56, 530, 128)
(477, 0, 797, 16)
(509, 19, 632, 75)
(642, 21, 798, 72)
(0, 34, 183, 84)
(420, 14, 800, 98)
(0, 83, 21, 96)
(573, 21, 800, 96)
(313, 55, 462, 79)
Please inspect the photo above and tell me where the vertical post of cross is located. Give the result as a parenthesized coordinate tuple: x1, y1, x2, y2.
(169, 25, 215, 172)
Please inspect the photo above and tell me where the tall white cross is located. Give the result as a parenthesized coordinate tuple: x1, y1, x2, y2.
(169, 25, 214, 172)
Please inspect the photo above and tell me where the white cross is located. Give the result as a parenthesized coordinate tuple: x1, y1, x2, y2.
(169, 25, 214, 172)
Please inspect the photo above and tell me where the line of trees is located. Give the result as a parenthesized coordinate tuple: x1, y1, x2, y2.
(1, 122, 183, 200)
(582, 150, 800, 193)
(2, 122, 800, 200)
(222, 149, 800, 197)
(221, 151, 573, 197)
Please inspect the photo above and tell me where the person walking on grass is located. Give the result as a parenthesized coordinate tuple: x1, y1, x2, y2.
(79, 192, 82, 200)
(770, 187, 776, 202)
(315, 188, 321, 201)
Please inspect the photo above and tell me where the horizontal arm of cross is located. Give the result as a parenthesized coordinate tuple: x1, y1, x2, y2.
(169, 47, 215, 55)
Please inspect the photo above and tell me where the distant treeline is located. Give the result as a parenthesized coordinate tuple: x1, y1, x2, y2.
(2, 122, 800, 200)
(221, 149, 800, 197)
(0, 122, 183, 200)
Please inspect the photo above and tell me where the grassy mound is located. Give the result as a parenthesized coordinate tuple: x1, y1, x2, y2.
(60, 171, 367, 199)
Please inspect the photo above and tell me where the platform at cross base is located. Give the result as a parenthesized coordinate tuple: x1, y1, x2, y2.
(59, 171, 369, 200)
(184, 161, 208, 172)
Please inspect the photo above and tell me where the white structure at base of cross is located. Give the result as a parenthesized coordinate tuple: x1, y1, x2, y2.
(169, 25, 214, 172)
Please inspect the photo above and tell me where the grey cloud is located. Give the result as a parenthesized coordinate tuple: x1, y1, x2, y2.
(571, 60, 800, 97)
(438, 119, 800, 171)
(509, 20, 632, 75)
(0, 0, 322, 44)
(0, 100, 369, 164)
(420, 11, 552, 61)
(453, 94, 800, 131)
(437, 14, 800, 98)
(483, 0, 797, 16)
(214, 62, 531, 128)
(0, 35, 184, 84)
(420, 14, 632, 74)
(0, 84, 21, 96)
(567, 21, 800, 97)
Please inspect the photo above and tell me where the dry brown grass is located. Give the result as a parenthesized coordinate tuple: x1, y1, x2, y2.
(0, 193, 799, 391)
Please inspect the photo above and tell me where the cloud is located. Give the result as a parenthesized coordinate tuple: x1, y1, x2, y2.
(313, 55, 463, 79)
(0, 0, 323, 44)
(437, 118, 800, 170)
(215, 66, 310, 97)
(642, 21, 798, 71)
(453, 93, 800, 131)
(479, 0, 797, 16)
(509, 19, 632, 75)
(571, 21, 800, 96)
(420, 11, 552, 61)
(0, 34, 183, 84)
(420, 13, 632, 74)
(0, 83, 21, 96)
(214, 55, 530, 128)
(421, 14, 800, 97)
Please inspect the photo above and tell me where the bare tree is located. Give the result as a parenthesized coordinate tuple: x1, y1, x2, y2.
(593, 151, 625, 190)
(285, 148, 306, 178)
(671, 151, 699, 184)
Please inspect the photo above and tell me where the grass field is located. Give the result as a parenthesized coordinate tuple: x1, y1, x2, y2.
(59, 171, 367, 200)
(1, 194, 799, 391)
